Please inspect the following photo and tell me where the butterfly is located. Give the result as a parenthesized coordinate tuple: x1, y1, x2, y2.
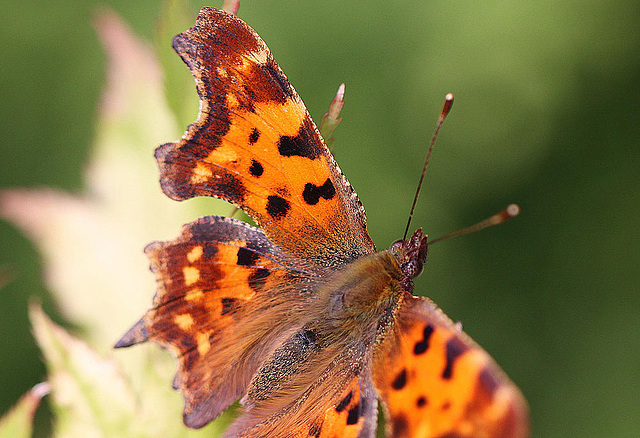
(115, 7, 529, 438)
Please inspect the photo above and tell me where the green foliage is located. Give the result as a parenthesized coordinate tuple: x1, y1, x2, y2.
(155, 0, 200, 129)
(30, 305, 138, 437)
(0, 3, 228, 436)
(0, 383, 48, 438)
(27, 304, 225, 437)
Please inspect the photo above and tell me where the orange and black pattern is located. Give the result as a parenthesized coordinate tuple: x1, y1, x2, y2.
(116, 7, 529, 438)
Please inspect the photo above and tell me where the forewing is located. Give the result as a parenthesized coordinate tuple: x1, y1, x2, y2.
(157, 7, 374, 265)
(373, 295, 529, 438)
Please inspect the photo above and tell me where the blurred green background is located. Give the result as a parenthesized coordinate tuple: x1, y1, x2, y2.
(1, 0, 638, 436)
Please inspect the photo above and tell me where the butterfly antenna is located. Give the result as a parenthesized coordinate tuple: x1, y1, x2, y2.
(430, 204, 520, 244)
(403, 93, 454, 240)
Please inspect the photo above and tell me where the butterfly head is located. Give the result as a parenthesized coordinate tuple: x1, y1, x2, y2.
(389, 228, 429, 284)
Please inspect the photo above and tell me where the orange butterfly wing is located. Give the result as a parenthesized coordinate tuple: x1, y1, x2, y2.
(225, 374, 377, 438)
(312, 377, 375, 438)
(373, 294, 529, 438)
(116, 216, 321, 428)
(295, 375, 378, 438)
(117, 7, 530, 438)
(157, 7, 374, 263)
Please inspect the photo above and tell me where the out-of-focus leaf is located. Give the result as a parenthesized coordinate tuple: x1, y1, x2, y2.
(30, 303, 138, 437)
(29, 303, 225, 437)
(0, 383, 49, 438)
(0, 6, 223, 352)
(155, 0, 199, 129)
(0, 6, 229, 436)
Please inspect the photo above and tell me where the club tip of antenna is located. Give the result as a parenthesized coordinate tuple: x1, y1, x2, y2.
(430, 203, 521, 245)
(505, 203, 520, 218)
(441, 93, 454, 120)
(493, 203, 520, 225)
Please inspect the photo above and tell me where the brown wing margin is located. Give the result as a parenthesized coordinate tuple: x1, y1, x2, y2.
(156, 7, 375, 265)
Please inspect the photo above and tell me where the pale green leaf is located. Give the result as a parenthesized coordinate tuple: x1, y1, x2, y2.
(30, 304, 139, 438)
(30, 304, 225, 437)
(0, 5, 224, 353)
(0, 5, 229, 436)
(0, 383, 49, 438)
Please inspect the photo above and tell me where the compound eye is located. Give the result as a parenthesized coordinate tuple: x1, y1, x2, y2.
(389, 239, 404, 254)
(402, 260, 418, 278)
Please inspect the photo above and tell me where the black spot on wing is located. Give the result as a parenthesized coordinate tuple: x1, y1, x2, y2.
(248, 268, 270, 292)
(249, 128, 261, 144)
(391, 368, 407, 390)
(392, 413, 409, 436)
(249, 159, 264, 177)
(180, 336, 196, 349)
(302, 178, 336, 205)
(236, 246, 259, 266)
(416, 395, 428, 407)
(266, 195, 290, 219)
(308, 421, 322, 437)
(442, 337, 469, 379)
(413, 324, 434, 355)
(335, 391, 352, 412)
(277, 117, 321, 159)
(221, 297, 238, 315)
(346, 404, 360, 425)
